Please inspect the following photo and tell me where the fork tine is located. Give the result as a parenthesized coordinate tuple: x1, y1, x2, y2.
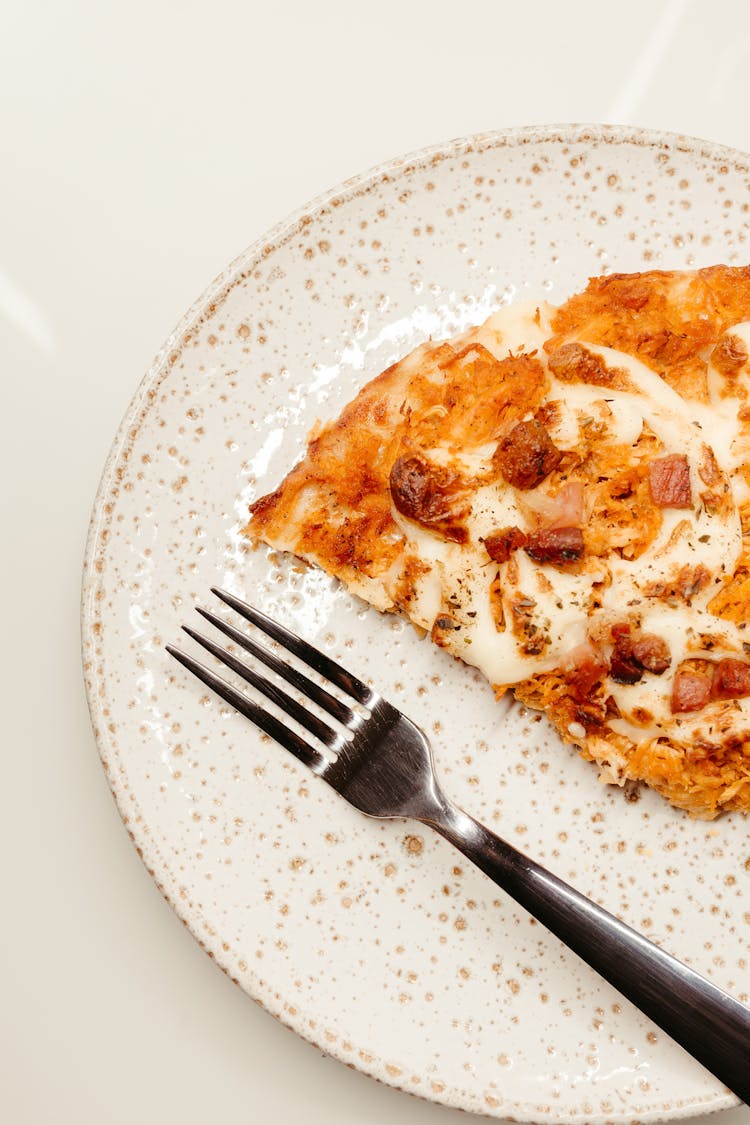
(196, 605, 359, 726)
(182, 625, 342, 749)
(166, 645, 327, 774)
(211, 587, 375, 706)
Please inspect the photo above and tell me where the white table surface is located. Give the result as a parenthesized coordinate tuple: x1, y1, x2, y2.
(3, 2, 750, 1122)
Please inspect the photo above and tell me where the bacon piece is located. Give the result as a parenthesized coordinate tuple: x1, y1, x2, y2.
(711, 658, 750, 700)
(389, 454, 470, 543)
(495, 419, 562, 490)
(611, 630, 674, 679)
(674, 564, 710, 602)
(608, 627, 670, 683)
(671, 670, 712, 713)
(483, 525, 527, 563)
(610, 653, 642, 684)
(631, 634, 671, 675)
(610, 632, 643, 684)
(562, 640, 608, 700)
(648, 454, 692, 509)
(525, 525, 584, 565)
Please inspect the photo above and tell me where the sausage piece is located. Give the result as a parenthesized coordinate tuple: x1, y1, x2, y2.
(483, 526, 527, 563)
(711, 658, 750, 700)
(610, 642, 643, 685)
(495, 419, 562, 490)
(389, 454, 470, 543)
(671, 670, 712, 713)
(631, 634, 671, 675)
(609, 628, 671, 684)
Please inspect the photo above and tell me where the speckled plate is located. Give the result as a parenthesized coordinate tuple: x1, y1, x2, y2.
(82, 125, 750, 1124)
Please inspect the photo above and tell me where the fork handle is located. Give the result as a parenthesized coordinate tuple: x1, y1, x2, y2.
(427, 802, 750, 1103)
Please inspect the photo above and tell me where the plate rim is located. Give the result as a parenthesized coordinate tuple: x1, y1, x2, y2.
(81, 122, 747, 1123)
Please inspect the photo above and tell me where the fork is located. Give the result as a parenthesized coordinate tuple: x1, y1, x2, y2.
(168, 587, 750, 1103)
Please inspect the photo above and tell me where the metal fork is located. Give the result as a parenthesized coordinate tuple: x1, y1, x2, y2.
(168, 587, 750, 1103)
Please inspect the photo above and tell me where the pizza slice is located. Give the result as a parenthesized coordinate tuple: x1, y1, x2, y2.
(246, 266, 750, 818)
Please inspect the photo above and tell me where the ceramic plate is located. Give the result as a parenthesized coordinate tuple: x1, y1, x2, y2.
(82, 125, 750, 1123)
